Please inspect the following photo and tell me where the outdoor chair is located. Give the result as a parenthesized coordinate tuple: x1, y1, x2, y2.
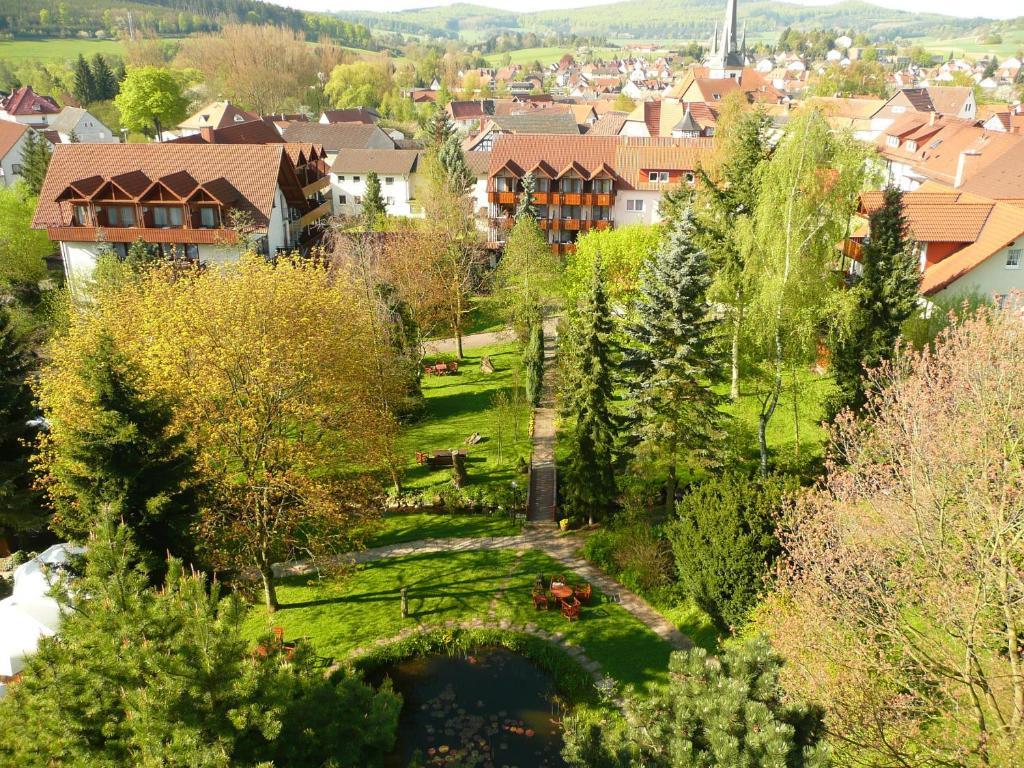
(561, 597, 581, 622)
(574, 583, 592, 605)
(532, 592, 549, 611)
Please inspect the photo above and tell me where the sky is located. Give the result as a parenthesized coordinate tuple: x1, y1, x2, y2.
(289, 0, 1022, 19)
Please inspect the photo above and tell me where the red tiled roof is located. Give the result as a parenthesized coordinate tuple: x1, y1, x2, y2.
(921, 202, 1024, 293)
(1, 86, 59, 116)
(33, 143, 297, 230)
(170, 119, 284, 145)
(959, 140, 1024, 201)
(0, 121, 28, 160)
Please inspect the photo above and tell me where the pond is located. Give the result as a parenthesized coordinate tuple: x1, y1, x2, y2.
(370, 647, 569, 768)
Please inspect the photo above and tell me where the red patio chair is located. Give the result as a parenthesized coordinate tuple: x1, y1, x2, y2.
(574, 583, 592, 605)
(532, 592, 549, 611)
(561, 597, 581, 622)
(449, 360, 458, 373)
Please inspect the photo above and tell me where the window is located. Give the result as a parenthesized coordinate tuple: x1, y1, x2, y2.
(353, 176, 361, 182)
(906, 140, 918, 152)
(561, 177, 582, 194)
(887, 135, 899, 147)
(194, 206, 218, 228)
(11, 163, 22, 175)
(593, 205, 610, 220)
(96, 205, 136, 227)
(1006, 248, 1022, 269)
(338, 175, 345, 181)
(626, 199, 644, 212)
(150, 206, 183, 228)
(385, 177, 394, 185)
(354, 196, 362, 204)
(535, 177, 550, 192)
(647, 171, 669, 183)
(685, 172, 695, 183)
(712, 93, 721, 100)
(561, 205, 581, 220)
(72, 204, 89, 225)
(184, 244, 200, 262)
(339, 194, 347, 205)
(592, 178, 612, 194)
(536, 204, 549, 219)
(385, 197, 394, 205)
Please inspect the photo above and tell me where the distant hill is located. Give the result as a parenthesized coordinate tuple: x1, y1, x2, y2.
(336, 0, 991, 43)
(0, 0, 373, 49)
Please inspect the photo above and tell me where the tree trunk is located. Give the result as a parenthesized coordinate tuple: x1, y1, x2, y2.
(730, 293, 743, 400)
(260, 562, 279, 613)
(455, 327, 464, 359)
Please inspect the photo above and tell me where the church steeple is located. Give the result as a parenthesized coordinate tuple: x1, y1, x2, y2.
(704, 0, 745, 77)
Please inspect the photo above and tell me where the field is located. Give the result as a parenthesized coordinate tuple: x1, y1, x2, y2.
(484, 45, 626, 67)
(0, 38, 126, 63)
(918, 28, 1024, 58)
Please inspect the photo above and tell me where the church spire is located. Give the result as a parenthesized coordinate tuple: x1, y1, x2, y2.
(721, 0, 738, 59)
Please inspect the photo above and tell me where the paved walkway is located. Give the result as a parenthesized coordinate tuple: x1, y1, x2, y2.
(275, 532, 691, 651)
(528, 326, 559, 523)
(422, 316, 559, 356)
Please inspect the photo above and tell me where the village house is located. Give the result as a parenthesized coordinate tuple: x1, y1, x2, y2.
(46, 107, 118, 143)
(330, 149, 422, 218)
(868, 86, 976, 137)
(844, 186, 1024, 302)
(619, 101, 719, 138)
(319, 108, 380, 124)
(0, 86, 60, 127)
(279, 122, 395, 166)
(177, 101, 260, 137)
(464, 111, 581, 152)
(0, 121, 44, 188)
(32, 143, 332, 296)
(484, 134, 713, 254)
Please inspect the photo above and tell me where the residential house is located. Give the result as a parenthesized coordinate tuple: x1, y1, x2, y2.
(0, 122, 38, 187)
(447, 100, 495, 133)
(587, 112, 630, 136)
(178, 101, 260, 137)
(667, 66, 783, 105)
(868, 86, 976, 136)
(171, 120, 285, 145)
(32, 143, 332, 295)
(845, 186, 1024, 301)
(279, 122, 394, 165)
(0, 86, 60, 126)
(805, 96, 886, 141)
(876, 114, 1023, 190)
(619, 101, 718, 138)
(319, 108, 380, 125)
(485, 134, 714, 253)
(464, 111, 580, 153)
(958, 141, 1024, 204)
(48, 107, 118, 143)
(330, 149, 422, 218)
(981, 105, 1024, 134)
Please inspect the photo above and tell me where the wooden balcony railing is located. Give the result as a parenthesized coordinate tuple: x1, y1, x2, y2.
(581, 193, 613, 206)
(487, 191, 517, 205)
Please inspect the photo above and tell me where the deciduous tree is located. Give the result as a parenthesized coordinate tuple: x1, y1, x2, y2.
(0, 181, 52, 288)
(114, 65, 189, 138)
(760, 305, 1024, 767)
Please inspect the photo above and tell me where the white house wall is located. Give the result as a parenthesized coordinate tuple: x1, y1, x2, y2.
(330, 172, 419, 218)
(933, 243, 1024, 303)
(0, 131, 31, 187)
(612, 190, 664, 225)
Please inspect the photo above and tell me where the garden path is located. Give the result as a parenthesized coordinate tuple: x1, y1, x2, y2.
(528, 325, 558, 523)
(274, 532, 692, 651)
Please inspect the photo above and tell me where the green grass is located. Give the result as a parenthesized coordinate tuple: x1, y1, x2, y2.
(398, 342, 531, 497)
(245, 548, 674, 693)
(362, 511, 522, 548)
(918, 29, 1024, 58)
(428, 294, 507, 339)
(484, 46, 625, 67)
(0, 38, 127, 63)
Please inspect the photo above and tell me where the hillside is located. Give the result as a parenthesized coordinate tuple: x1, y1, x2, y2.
(0, 0, 373, 48)
(336, 0, 989, 43)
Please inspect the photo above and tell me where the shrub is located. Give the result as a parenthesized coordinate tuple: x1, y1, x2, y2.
(668, 472, 796, 632)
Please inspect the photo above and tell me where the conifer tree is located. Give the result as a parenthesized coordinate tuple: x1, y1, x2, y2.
(19, 130, 52, 196)
(362, 170, 386, 229)
(424, 108, 456, 148)
(828, 185, 919, 419)
(0, 308, 43, 538)
(563, 636, 831, 767)
(0, 516, 401, 767)
(624, 210, 723, 512)
(91, 53, 118, 100)
(438, 134, 475, 196)
(515, 172, 537, 220)
(72, 53, 96, 104)
(563, 258, 617, 524)
(45, 332, 198, 577)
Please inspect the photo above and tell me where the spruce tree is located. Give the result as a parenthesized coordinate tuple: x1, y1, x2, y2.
(563, 258, 617, 525)
(624, 210, 723, 513)
(19, 130, 51, 196)
(828, 185, 919, 419)
(91, 53, 118, 100)
(72, 53, 96, 104)
(438, 134, 475, 196)
(563, 636, 831, 767)
(0, 308, 44, 538)
(47, 333, 198, 578)
(515, 172, 537, 220)
(424, 108, 456, 149)
(362, 170, 386, 229)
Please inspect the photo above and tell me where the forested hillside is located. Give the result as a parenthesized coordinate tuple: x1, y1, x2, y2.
(0, 0, 373, 48)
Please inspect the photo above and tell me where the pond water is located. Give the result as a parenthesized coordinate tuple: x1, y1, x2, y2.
(370, 647, 569, 768)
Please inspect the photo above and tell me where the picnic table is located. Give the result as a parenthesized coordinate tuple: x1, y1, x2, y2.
(550, 583, 573, 601)
(424, 361, 459, 376)
(415, 449, 468, 468)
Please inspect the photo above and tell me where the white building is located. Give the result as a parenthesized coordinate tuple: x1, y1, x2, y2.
(48, 107, 118, 143)
(0, 121, 38, 187)
(330, 149, 422, 218)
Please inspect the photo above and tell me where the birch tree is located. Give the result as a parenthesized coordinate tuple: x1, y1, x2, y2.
(740, 110, 865, 473)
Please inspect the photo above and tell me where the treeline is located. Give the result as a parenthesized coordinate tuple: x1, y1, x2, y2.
(479, 31, 607, 54)
(0, 0, 374, 50)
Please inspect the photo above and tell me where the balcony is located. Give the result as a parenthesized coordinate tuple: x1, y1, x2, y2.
(582, 193, 613, 206)
(533, 192, 549, 204)
(45, 225, 237, 245)
(487, 191, 517, 205)
(562, 218, 581, 231)
(551, 243, 576, 255)
(301, 175, 329, 198)
(560, 193, 582, 206)
(296, 200, 332, 229)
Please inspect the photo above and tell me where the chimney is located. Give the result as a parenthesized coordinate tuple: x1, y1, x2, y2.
(955, 150, 980, 188)
(199, 125, 215, 144)
(929, 110, 936, 126)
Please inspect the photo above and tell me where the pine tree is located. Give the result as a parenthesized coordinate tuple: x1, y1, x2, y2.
(424, 108, 456, 149)
(515, 172, 537, 220)
(19, 130, 51, 196)
(624, 210, 723, 513)
(563, 636, 831, 767)
(46, 333, 198, 578)
(0, 308, 44, 538)
(0, 515, 402, 767)
(438, 134, 474, 196)
(91, 53, 118, 100)
(563, 258, 617, 525)
(828, 186, 919, 419)
(362, 170, 386, 229)
(72, 53, 96, 104)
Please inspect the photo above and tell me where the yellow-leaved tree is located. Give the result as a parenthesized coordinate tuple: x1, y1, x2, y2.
(37, 255, 403, 611)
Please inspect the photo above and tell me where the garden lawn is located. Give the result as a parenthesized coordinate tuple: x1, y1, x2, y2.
(362, 512, 522, 548)
(398, 342, 531, 498)
(244, 548, 674, 694)
(427, 294, 506, 339)
(0, 38, 127, 63)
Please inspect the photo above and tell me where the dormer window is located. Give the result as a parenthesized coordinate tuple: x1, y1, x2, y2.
(887, 135, 900, 147)
(234, 115, 245, 122)
(648, 171, 669, 183)
(906, 140, 917, 152)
